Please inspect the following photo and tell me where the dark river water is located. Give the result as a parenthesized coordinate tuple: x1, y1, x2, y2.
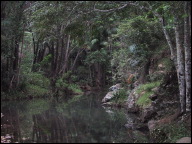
(1, 91, 149, 143)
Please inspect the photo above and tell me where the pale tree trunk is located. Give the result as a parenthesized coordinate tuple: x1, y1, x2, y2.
(184, 1, 191, 112)
(59, 35, 70, 75)
(175, 16, 186, 113)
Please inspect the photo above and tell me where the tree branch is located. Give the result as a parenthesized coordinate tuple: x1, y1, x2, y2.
(94, 3, 128, 12)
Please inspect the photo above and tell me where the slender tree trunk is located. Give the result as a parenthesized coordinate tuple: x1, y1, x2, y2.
(55, 39, 59, 75)
(189, 1, 191, 38)
(70, 48, 85, 72)
(184, 1, 191, 112)
(16, 24, 25, 87)
(175, 16, 186, 113)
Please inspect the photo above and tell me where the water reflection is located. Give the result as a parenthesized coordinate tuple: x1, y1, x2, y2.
(1, 93, 134, 143)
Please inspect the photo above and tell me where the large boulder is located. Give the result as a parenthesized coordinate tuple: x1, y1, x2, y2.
(102, 84, 121, 103)
(127, 88, 140, 113)
(102, 91, 116, 103)
(140, 105, 157, 122)
(108, 83, 121, 91)
(176, 137, 191, 143)
(148, 120, 158, 133)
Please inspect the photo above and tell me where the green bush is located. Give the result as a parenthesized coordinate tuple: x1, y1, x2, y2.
(27, 72, 50, 88)
(68, 83, 83, 94)
(25, 84, 49, 97)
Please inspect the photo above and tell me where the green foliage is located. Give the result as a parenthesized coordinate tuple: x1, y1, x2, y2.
(159, 58, 174, 72)
(84, 48, 109, 65)
(136, 91, 153, 108)
(111, 88, 127, 104)
(40, 54, 52, 67)
(55, 72, 83, 95)
(136, 81, 161, 107)
(148, 72, 165, 82)
(27, 72, 50, 88)
(111, 48, 133, 82)
(25, 84, 49, 97)
(68, 84, 83, 94)
(151, 123, 191, 143)
(136, 81, 161, 94)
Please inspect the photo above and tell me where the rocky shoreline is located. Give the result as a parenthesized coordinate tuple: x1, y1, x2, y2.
(101, 81, 191, 143)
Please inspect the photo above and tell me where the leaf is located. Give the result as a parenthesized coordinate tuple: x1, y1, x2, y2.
(91, 39, 98, 45)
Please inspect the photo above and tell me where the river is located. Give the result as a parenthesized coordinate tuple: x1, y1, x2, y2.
(1, 90, 149, 143)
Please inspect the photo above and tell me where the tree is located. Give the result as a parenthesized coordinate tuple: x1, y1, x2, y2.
(1, 1, 26, 91)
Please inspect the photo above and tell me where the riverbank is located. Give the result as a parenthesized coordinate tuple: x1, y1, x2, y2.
(101, 74, 191, 143)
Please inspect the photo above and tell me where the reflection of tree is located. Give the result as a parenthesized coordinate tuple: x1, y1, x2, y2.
(31, 97, 130, 143)
(1, 108, 22, 143)
(2, 96, 131, 143)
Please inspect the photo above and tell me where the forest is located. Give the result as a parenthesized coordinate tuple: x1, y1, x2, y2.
(1, 1, 191, 143)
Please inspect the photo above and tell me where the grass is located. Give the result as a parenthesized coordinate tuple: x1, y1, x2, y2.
(136, 91, 154, 108)
(136, 81, 161, 108)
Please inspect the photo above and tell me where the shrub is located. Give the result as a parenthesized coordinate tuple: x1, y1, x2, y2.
(111, 88, 127, 104)
(25, 84, 49, 97)
(27, 72, 50, 88)
(68, 83, 83, 94)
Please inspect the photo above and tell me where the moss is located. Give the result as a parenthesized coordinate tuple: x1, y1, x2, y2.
(136, 91, 153, 108)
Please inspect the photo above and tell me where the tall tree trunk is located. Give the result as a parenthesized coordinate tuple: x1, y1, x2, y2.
(175, 16, 186, 113)
(16, 24, 25, 87)
(138, 59, 150, 84)
(59, 35, 71, 75)
(184, 1, 191, 112)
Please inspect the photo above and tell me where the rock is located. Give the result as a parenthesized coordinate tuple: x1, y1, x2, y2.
(140, 106, 157, 122)
(102, 91, 116, 103)
(127, 88, 140, 113)
(176, 137, 191, 143)
(148, 108, 181, 132)
(125, 123, 134, 129)
(132, 130, 149, 143)
(85, 84, 91, 91)
(135, 123, 149, 131)
(149, 94, 157, 101)
(151, 87, 159, 93)
(148, 120, 158, 132)
(102, 84, 121, 103)
(109, 83, 121, 91)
